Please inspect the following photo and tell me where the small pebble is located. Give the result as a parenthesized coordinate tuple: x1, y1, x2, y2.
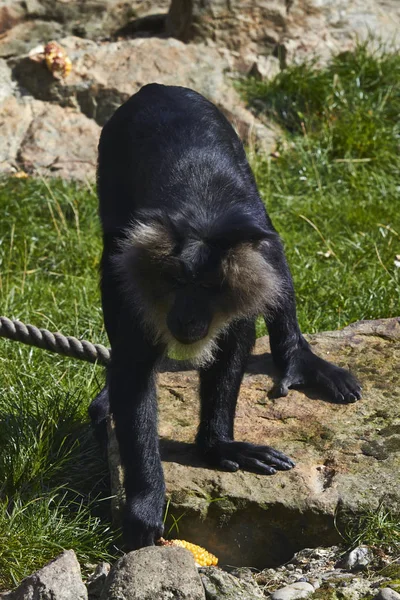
(322, 571, 354, 581)
(309, 579, 321, 590)
(286, 564, 295, 572)
(271, 582, 315, 600)
(341, 546, 372, 572)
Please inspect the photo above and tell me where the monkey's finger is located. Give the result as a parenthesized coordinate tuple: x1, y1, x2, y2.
(276, 373, 305, 397)
(219, 459, 240, 472)
(345, 393, 357, 403)
(254, 447, 295, 469)
(344, 380, 362, 401)
(275, 381, 290, 397)
(315, 372, 348, 403)
(336, 374, 362, 403)
(237, 456, 277, 475)
(334, 377, 362, 404)
(255, 454, 295, 470)
(256, 445, 295, 461)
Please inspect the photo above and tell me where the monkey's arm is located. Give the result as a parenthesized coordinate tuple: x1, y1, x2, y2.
(101, 240, 166, 550)
(263, 242, 362, 403)
(197, 319, 295, 474)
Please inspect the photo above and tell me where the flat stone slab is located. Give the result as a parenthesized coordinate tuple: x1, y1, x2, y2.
(110, 318, 400, 568)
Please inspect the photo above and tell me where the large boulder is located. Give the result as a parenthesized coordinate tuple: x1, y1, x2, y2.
(18, 101, 100, 180)
(100, 546, 206, 600)
(283, 0, 400, 65)
(9, 36, 278, 152)
(22, 0, 170, 39)
(0, 92, 100, 179)
(166, 0, 288, 49)
(0, 0, 171, 53)
(0, 20, 64, 58)
(0, 58, 27, 173)
(166, 0, 400, 64)
(109, 318, 400, 569)
(0, 1, 26, 35)
(0, 96, 34, 174)
(2, 549, 87, 600)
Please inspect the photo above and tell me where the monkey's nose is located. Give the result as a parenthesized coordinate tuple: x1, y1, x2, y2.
(167, 312, 209, 344)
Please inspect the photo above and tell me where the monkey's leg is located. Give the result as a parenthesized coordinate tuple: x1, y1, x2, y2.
(263, 242, 362, 403)
(196, 318, 295, 475)
(101, 241, 165, 550)
(88, 385, 110, 451)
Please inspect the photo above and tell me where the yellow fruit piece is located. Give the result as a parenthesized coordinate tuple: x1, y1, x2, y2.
(160, 538, 218, 567)
(44, 41, 72, 78)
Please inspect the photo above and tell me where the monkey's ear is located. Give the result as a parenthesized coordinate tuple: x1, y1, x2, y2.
(209, 219, 271, 248)
(236, 222, 271, 242)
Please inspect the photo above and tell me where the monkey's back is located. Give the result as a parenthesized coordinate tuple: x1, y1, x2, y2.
(97, 84, 263, 235)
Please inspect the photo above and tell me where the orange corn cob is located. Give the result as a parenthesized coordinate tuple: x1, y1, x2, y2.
(159, 538, 218, 567)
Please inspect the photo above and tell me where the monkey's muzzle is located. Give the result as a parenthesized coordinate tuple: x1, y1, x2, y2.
(166, 289, 212, 345)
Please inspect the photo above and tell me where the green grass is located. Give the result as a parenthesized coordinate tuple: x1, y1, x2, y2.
(242, 42, 400, 333)
(0, 178, 118, 590)
(0, 43, 400, 589)
(338, 501, 400, 554)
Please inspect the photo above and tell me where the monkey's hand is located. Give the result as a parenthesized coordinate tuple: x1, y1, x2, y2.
(123, 487, 165, 550)
(202, 440, 295, 475)
(277, 347, 362, 403)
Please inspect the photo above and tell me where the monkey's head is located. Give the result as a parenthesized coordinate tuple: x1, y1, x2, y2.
(114, 209, 281, 366)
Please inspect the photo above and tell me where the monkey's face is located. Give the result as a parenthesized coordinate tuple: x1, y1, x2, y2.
(166, 285, 213, 345)
(114, 219, 281, 366)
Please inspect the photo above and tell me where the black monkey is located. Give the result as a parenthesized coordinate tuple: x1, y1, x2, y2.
(90, 84, 361, 550)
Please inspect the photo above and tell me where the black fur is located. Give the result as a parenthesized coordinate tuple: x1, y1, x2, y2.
(91, 84, 361, 550)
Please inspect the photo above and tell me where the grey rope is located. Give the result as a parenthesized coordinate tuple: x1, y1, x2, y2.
(0, 316, 110, 366)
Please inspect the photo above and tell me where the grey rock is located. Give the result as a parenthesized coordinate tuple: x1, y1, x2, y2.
(10, 36, 278, 152)
(167, 0, 400, 65)
(2, 0, 169, 43)
(109, 318, 400, 568)
(271, 582, 315, 600)
(0, 96, 33, 173)
(374, 589, 400, 600)
(100, 546, 206, 600)
(0, 59, 15, 102)
(86, 562, 111, 600)
(0, 1, 26, 35)
(200, 566, 264, 599)
(249, 55, 281, 81)
(335, 578, 376, 600)
(166, 0, 284, 50)
(321, 571, 355, 581)
(224, 566, 257, 583)
(18, 101, 100, 180)
(0, 20, 64, 58)
(2, 549, 87, 599)
(342, 546, 372, 572)
(286, 564, 296, 572)
(256, 546, 397, 600)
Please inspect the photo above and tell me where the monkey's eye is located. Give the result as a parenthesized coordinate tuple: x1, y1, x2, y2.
(163, 272, 186, 287)
(200, 281, 222, 292)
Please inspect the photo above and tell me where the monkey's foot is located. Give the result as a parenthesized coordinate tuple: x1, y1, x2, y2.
(201, 440, 295, 475)
(124, 491, 165, 551)
(277, 348, 362, 403)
